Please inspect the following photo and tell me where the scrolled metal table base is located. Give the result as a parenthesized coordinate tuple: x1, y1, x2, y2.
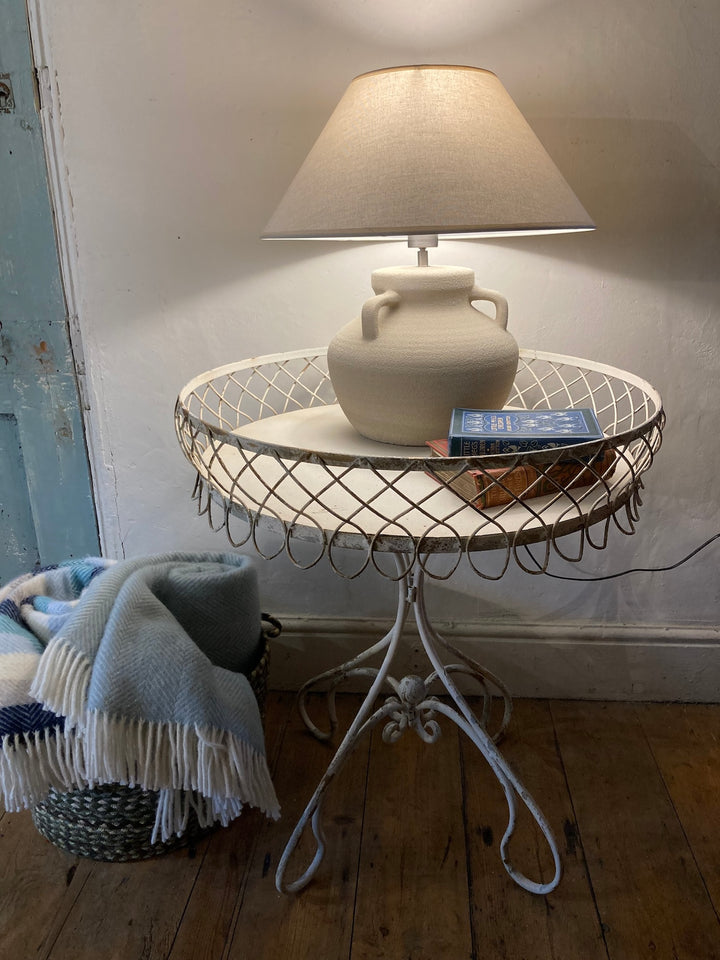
(275, 553, 562, 896)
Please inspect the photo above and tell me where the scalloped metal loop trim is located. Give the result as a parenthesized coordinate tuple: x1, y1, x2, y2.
(203, 486, 230, 534)
(415, 528, 464, 578)
(369, 545, 412, 580)
(285, 515, 328, 570)
(327, 526, 373, 579)
(416, 551, 463, 581)
(249, 508, 290, 561)
(223, 503, 253, 549)
(546, 498, 593, 563)
(466, 526, 512, 579)
(513, 526, 552, 575)
(193, 476, 214, 520)
(369, 518, 418, 572)
(583, 514, 613, 553)
(191, 471, 204, 504)
(379, 548, 416, 582)
(550, 524, 589, 565)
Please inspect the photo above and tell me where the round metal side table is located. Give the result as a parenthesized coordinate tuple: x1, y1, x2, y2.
(175, 348, 664, 895)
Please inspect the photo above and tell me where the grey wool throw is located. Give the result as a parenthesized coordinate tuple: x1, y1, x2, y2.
(0, 553, 279, 842)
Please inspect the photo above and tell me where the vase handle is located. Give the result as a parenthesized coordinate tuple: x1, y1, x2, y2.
(361, 290, 401, 340)
(470, 286, 509, 330)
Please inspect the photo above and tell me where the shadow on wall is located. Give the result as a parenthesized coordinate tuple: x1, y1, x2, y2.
(495, 116, 720, 288)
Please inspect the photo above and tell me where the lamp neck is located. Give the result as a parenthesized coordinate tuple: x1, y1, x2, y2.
(407, 234, 438, 268)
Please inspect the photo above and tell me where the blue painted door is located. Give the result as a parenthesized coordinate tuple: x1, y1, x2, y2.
(0, 0, 99, 584)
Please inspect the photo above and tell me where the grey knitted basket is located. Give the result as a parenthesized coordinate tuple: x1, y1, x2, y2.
(31, 616, 279, 862)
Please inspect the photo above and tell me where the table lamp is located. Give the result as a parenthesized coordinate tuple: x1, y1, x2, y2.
(263, 65, 595, 446)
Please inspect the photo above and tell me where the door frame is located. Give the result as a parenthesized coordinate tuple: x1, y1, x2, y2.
(25, 0, 123, 559)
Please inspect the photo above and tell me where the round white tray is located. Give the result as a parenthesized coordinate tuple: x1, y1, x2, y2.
(175, 348, 664, 579)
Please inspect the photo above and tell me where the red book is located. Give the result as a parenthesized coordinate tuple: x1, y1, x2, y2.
(425, 439, 615, 509)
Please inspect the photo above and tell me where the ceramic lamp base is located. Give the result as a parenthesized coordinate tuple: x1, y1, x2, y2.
(327, 264, 519, 446)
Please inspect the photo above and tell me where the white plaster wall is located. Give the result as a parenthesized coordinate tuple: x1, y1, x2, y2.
(39, 0, 719, 675)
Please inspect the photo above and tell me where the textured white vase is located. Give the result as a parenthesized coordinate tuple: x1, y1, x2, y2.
(327, 265, 520, 445)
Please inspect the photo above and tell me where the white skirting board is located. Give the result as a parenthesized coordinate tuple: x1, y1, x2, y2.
(267, 616, 720, 703)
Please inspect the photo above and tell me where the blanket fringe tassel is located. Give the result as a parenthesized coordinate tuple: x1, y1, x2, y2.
(0, 639, 280, 843)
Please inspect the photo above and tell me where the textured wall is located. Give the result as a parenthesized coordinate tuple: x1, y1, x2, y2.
(38, 0, 720, 653)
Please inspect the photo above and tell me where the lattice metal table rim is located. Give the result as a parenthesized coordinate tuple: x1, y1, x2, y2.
(196, 470, 639, 558)
(175, 348, 664, 574)
(177, 346, 663, 469)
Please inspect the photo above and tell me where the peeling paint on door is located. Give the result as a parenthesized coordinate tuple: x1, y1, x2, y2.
(0, 0, 98, 584)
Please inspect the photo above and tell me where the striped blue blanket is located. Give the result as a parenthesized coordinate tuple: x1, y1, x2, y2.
(0, 554, 279, 842)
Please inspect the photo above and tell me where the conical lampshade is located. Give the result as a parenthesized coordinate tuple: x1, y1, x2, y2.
(263, 64, 594, 240)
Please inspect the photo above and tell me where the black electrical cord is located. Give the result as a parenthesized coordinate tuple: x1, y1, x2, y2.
(522, 532, 720, 582)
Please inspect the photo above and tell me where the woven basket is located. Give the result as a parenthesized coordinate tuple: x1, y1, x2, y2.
(31, 616, 279, 862)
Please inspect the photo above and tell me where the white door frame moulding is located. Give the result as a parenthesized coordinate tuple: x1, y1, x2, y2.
(25, 0, 123, 559)
(269, 615, 720, 702)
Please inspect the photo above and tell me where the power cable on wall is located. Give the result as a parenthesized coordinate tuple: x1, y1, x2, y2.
(522, 532, 720, 582)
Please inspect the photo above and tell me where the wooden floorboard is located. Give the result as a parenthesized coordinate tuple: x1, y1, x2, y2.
(637, 702, 720, 920)
(351, 723, 472, 960)
(2, 694, 720, 960)
(551, 700, 720, 960)
(166, 689, 295, 960)
(462, 698, 608, 960)
(226, 694, 370, 960)
(0, 807, 95, 960)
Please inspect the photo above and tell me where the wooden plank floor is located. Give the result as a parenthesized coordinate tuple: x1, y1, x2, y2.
(2, 692, 720, 960)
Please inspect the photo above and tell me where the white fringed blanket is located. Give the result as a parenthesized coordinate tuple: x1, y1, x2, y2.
(0, 553, 279, 842)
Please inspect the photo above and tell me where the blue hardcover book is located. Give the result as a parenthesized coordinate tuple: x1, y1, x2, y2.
(447, 408, 604, 456)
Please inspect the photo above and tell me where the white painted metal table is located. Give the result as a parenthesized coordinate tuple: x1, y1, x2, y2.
(175, 348, 663, 895)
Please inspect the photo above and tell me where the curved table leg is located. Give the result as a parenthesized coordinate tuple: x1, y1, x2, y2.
(275, 557, 411, 893)
(425, 634, 513, 743)
(423, 662, 509, 743)
(412, 564, 562, 894)
(276, 553, 562, 896)
(275, 697, 404, 893)
(296, 561, 412, 740)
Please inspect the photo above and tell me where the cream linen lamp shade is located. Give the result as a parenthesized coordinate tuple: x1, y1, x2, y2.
(263, 65, 594, 446)
(263, 65, 593, 240)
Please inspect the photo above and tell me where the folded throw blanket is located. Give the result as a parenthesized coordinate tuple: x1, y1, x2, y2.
(0, 553, 279, 843)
